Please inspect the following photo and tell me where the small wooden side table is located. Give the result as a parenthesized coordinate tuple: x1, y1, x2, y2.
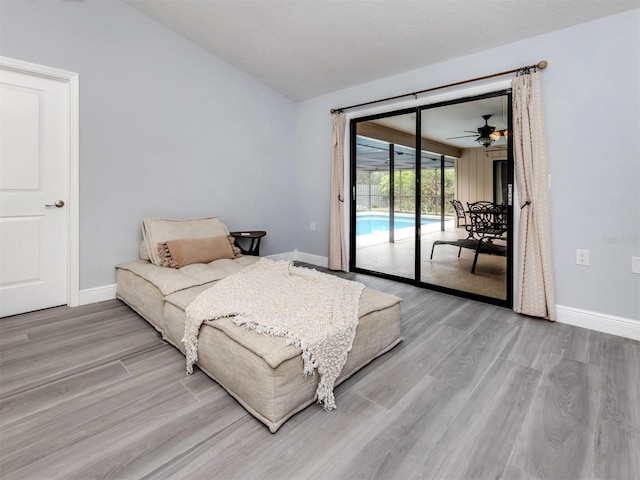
(229, 230, 266, 256)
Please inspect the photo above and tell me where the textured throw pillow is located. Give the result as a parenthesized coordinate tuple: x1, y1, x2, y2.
(157, 235, 235, 268)
(228, 235, 243, 258)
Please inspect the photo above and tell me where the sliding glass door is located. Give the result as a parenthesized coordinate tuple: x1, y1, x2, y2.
(350, 92, 513, 307)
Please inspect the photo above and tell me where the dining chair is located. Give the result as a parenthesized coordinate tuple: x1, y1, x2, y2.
(450, 199, 474, 239)
(467, 201, 507, 273)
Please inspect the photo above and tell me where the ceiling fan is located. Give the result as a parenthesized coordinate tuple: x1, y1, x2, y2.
(447, 114, 508, 147)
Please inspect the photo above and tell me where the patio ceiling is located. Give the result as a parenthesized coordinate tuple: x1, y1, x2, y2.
(356, 93, 511, 171)
(356, 136, 456, 172)
(374, 95, 510, 150)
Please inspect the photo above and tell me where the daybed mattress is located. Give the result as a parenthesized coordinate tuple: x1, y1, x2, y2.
(116, 259, 402, 433)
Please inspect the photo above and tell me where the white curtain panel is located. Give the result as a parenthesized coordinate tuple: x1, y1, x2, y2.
(328, 113, 347, 271)
(512, 71, 557, 320)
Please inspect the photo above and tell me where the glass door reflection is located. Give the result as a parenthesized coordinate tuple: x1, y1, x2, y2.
(353, 114, 416, 280)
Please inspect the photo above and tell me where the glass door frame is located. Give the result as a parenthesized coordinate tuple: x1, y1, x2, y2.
(349, 106, 420, 282)
(349, 90, 514, 308)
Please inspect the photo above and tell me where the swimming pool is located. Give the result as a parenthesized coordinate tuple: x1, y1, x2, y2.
(356, 214, 439, 236)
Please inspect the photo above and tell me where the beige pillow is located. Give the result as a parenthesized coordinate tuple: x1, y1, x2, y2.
(142, 216, 229, 265)
(157, 235, 236, 268)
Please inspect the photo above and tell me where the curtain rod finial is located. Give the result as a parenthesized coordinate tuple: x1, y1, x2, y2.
(537, 60, 548, 70)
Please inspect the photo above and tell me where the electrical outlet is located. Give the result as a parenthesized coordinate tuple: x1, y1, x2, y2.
(576, 249, 589, 266)
(310, 221, 316, 232)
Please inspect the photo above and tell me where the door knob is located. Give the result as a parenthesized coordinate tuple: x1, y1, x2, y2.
(45, 200, 65, 208)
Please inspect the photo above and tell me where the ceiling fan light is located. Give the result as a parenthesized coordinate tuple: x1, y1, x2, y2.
(489, 131, 501, 141)
(477, 136, 493, 147)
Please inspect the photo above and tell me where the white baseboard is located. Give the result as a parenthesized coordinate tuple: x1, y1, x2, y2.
(265, 251, 296, 262)
(267, 251, 329, 268)
(76, 256, 639, 342)
(79, 284, 117, 305)
(556, 305, 639, 341)
(292, 251, 329, 268)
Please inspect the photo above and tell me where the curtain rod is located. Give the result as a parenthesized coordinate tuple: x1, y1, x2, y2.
(330, 60, 548, 114)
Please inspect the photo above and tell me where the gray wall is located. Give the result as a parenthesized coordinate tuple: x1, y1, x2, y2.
(0, 0, 297, 290)
(2, 2, 638, 321)
(294, 10, 640, 320)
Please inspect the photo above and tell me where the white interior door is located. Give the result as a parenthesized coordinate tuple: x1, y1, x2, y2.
(0, 66, 69, 317)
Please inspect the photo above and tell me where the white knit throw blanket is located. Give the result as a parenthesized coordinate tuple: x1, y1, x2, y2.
(183, 258, 365, 411)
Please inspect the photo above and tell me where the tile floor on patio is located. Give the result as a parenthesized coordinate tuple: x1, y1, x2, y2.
(355, 227, 507, 300)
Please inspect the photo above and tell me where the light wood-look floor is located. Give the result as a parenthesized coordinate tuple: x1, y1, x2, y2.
(1, 268, 638, 479)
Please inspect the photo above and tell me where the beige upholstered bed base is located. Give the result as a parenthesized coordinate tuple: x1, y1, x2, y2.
(116, 266, 402, 433)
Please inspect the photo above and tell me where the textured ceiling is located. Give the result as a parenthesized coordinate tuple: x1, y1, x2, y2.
(124, 0, 639, 101)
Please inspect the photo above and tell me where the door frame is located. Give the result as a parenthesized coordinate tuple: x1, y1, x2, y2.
(1, 56, 80, 308)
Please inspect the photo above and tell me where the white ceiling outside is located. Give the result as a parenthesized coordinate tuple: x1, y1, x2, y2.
(124, 0, 639, 101)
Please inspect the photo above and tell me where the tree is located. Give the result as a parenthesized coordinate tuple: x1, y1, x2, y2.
(378, 168, 456, 215)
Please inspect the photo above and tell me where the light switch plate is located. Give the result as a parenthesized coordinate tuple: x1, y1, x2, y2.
(632, 257, 640, 274)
